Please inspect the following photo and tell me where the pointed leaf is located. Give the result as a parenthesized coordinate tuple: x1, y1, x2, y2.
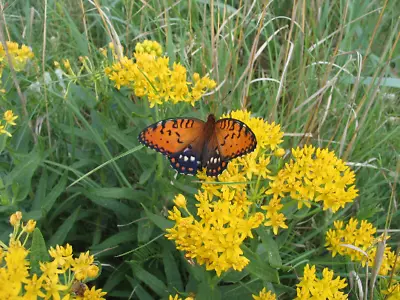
(29, 228, 50, 276)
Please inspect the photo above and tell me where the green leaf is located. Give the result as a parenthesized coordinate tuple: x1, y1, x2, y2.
(142, 205, 174, 230)
(90, 230, 136, 251)
(5, 148, 42, 202)
(29, 228, 50, 276)
(256, 228, 282, 268)
(163, 248, 183, 291)
(48, 206, 80, 246)
(126, 277, 154, 300)
(221, 269, 249, 283)
(242, 245, 279, 283)
(196, 282, 222, 300)
(37, 173, 68, 213)
(129, 262, 167, 297)
(137, 219, 155, 243)
(87, 187, 145, 202)
(139, 165, 155, 185)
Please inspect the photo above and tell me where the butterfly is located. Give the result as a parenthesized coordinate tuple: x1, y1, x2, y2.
(138, 114, 257, 176)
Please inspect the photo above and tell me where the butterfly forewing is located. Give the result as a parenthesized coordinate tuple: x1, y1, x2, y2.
(215, 118, 257, 159)
(138, 118, 205, 155)
(138, 117, 205, 175)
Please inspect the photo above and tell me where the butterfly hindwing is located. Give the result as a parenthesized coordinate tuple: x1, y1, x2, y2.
(138, 118, 205, 155)
(169, 146, 202, 176)
(215, 118, 257, 159)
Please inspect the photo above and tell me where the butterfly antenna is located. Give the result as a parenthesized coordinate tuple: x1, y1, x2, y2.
(222, 90, 232, 102)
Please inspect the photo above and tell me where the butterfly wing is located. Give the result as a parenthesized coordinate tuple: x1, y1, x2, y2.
(138, 118, 205, 175)
(215, 118, 257, 159)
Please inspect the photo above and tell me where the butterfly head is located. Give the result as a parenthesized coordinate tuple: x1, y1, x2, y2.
(206, 114, 216, 124)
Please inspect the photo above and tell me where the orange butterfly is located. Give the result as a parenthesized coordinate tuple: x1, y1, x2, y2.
(138, 114, 257, 176)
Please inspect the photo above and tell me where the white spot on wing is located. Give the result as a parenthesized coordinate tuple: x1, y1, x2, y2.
(190, 156, 195, 162)
(184, 156, 189, 162)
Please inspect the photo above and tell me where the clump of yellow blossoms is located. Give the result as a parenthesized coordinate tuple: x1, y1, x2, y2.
(325, 218, 399, 276)
(0, 41, 34, 72)
(295, 264, 348, 299)
(0, 211, 106, 300)
(252, 287, 277, 300)
(266, 145, 358, 212)
(166, 111, 286, 276)
(382, 282, 400, 300)
(105, 40, 216, 108)
(0, 109, 18, 137)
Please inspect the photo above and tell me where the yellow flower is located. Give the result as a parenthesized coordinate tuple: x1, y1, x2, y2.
(76, 286, 107, 300)
(41, 276, 69, 300)
(135, 40, 163, 56)
(166, 187, 263, 276)
(264, 212, 288, 235)
(0, 41, 34, 71)
(295, 264, 348, 299)
(4, 242, 30, 283)
(40, 261, 64, 281)
(267, 145, 358, 212)
(174, 194, 187, 208)
(106, 40, 215, 108)
(49, 244, 73, 271)
(382, 282, 400, 300)
(23, 219, 36, 233)
(23, 274, 45, 299)
(169, 295, 182, 300)
(0, 124, 12, 137)
(325, 218, 397, 276)
(274, 148, 285, 157)
(71, 251, 99, 281)
(252, 287, 277, 300)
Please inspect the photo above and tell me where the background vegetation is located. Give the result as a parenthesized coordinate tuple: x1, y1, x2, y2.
(0, 0, 399, 299)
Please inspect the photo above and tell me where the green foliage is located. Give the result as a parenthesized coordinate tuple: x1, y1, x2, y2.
(0, 0, 398, 299)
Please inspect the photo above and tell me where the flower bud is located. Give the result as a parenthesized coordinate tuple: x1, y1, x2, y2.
(274, 148, 285, 157)
(87, 265, 99, 278)
(24, 219, 37, 233)
(10, 211, 22, 226)
(174, 194, 187, 208)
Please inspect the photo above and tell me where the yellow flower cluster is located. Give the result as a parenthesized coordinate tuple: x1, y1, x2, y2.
(0, 212, 106, 300)
(295, 264, 348, 299)
(221, 110, 284, 152)
(105, 40, 216, 108)
(382, 282, 400, 300)
(166, 193, 264, 276)
(199, 110, 287, 234)
(325, 218, 399, 275)
(252, 287, 277, 300)
(0, 41, 34, 72)
(261, 198, 288, 235)
(166, 111, 287, 276)
(266, 145, 358, 212)
(0, 110, 18, 137)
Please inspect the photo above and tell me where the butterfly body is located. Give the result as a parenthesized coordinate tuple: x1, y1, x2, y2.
(138, 114, 257, 176)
